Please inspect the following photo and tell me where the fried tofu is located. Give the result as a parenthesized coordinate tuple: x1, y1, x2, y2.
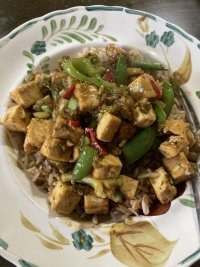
(186, 128, 196, 148)
(10, 81, 43, 108)
(119, 175, 139, 200)
(163, 119, 187, 136)
(133, 106, 156, 128)
(93, 154, 122, 179)
(52, 116, 83, 144)
(0, 104, 30, 133)
(159, 135, 189, 158)
(163, 152, 195, 184)
(50, 71, 67, 86)
(48, 181, 81, 215)
(40, 134, 72, 162)
(74, 83, 100, 112)
(84, 193, 109, 214)
(128, 74, 160, 99)
(118, 122, 136, 140)
(24, 118, 52, 153)
(149, 167, 177, 204)
(96, 113, 121, 142)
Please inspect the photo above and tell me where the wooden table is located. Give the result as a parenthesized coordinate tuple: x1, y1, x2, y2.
(0, 0, 199, 266)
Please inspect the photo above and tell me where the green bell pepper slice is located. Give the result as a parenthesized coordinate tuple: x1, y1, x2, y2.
(72, 145, 98, 182)
(62, 57, 115, 91)
(122, 124, 157, 165)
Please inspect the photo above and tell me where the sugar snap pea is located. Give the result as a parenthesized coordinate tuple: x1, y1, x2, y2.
(129, 59, 167, 71)
(122, 124, 157, 165)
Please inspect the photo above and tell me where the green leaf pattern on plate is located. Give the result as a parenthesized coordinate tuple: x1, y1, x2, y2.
(0, 238, 8, 250)
(18, 259, 39, 267)
(179, 198, 196, 208)
(23, 15, 117, 73)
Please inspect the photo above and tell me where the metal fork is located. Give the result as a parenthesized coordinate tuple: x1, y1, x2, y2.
(175, 88, 200, 233)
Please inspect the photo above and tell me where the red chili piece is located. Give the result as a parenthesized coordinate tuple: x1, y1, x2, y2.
(151, 80, 161, 99)
(68, 120, 80, 127)
(63, 84, 76, 99)
(103, 70, 115, 83)
(85, 128, 107, 157)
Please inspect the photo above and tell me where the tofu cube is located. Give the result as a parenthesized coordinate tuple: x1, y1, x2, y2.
(40, 134, 72, 162)
(93, 154, 122, 179)
(120, 175, 139, 200)
(159, 135, 189, 158)
(24, 118, 52, 153)
(133, 105, 156, 128)
(74, 83, 100, 112)
(118, 122, 136, 140)
(50, 71, 67, 86)
(163, 119, 187, 136)
(128, 74, 160, 99)
(84, 193, 109, 214)
(186, 128, 196, 148)
(72, 146, 80, 162)
(52, 116, 83, 144)
(0, 104, 30, 133)
(96, 113, 121, 142)
(163, 152, 195, 184)
(10, 81, 43, 108)
(48, 181, 81, 215)
(149, 167, 177, 204)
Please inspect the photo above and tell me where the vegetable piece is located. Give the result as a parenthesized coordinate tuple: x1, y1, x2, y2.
(68, 120, 80, 128)
(161, 81, 174, 117)
(72, 145, 98, 182)
(62, 57, 115, 90)
(63, 84, 76, 99)
(89, 117, 97, 130)
(122, 124, 156, 165)
(61, 174, 119, 200)
(129, 59, 167, 71)
(85, 128, 107, 157)
(150, 80, 161, 98)
(153, 101, 167, 122)
(67, 97, 78, 110)
(33, 111, 51, 119)
(103, 70, 115, 83)
(41, 105, 52, 113)
(115, 55, 128, 86)
(109, 191, 123, 203)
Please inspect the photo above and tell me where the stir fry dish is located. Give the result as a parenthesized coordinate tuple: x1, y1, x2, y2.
(1, 44, 198, 220)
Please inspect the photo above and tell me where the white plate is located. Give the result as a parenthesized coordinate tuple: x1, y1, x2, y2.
(0, 5, 200, 267)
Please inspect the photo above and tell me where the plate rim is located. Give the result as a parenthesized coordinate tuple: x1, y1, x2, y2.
(0, 5, 200, 267)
